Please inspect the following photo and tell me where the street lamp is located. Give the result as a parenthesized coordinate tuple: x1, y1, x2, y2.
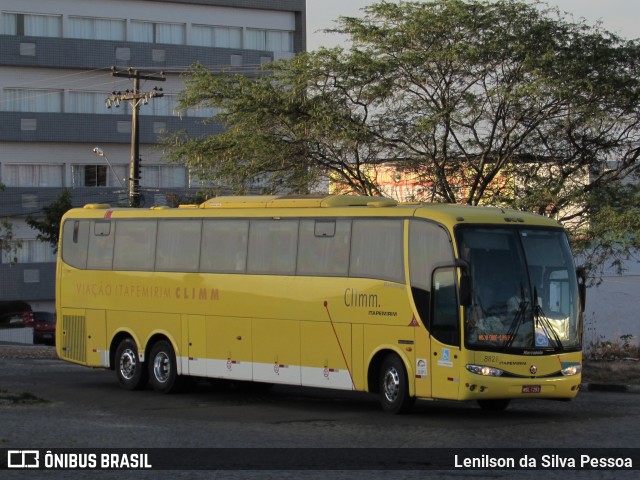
(92, 147, 125, 190)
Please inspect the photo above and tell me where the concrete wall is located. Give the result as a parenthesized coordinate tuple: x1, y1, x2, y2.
(585, 256, 640, 345)
(0, 327, 33, 344)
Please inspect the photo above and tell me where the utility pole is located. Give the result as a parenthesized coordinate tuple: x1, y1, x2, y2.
(106, 67, 166, 207)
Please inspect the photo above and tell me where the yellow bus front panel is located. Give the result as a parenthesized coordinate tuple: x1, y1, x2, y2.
(458, 351, 582, 401)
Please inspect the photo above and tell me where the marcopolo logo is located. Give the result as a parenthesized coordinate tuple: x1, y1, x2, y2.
(8, 450, 40, 468)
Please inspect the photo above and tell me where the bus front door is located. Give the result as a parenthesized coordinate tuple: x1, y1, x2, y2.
(429, 267, 461, 400)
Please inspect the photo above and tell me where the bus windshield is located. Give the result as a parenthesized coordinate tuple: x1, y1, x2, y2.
(457, 227, 582, 353)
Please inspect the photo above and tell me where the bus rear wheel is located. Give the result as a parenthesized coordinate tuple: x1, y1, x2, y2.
(477, 399, 511, 411)
(115, 338, 147, 390)
(148, 340, 181, 393)
(378, 354, 415, 414)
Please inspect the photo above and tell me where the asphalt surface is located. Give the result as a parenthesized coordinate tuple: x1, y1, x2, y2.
(1, 344, 639, 480)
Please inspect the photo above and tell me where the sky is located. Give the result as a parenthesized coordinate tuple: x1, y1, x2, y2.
(305, 0, 640, 50)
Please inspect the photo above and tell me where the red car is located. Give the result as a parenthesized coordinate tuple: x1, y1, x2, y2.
(27, 311, 57, 345)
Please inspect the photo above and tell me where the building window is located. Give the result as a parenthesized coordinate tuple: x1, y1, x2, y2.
(3, 88, 62, 113)
(68, 16, 125, 41)
(230, 54, 243, 66)
(246, 29, 293, 52)
(2, 239, 56, 264)
(140, 94, 178, 117)
(187, 105, 221, 118)
(140, 165, 187, 188)
(68, 91, 127, 115)
(2, 12, 62, 37)
(19, 42, 36, 56)
(3, 164, 64, 187)
(72, 164, 127, 188)
(20, 119, 37, 131)
(117, 121, 131, 133)
(192, 25, 242, 48)
(130, 21, 185, 45)
(115, 47, 131, 62)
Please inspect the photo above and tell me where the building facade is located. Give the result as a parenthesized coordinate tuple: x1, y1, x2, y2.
(0, 0, 306, 310)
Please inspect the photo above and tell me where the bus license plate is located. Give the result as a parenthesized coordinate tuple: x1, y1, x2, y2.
(522, 385, 541, 394)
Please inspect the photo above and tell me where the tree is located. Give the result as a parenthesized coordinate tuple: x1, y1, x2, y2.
(165, 0, 640, 273)
(0, 217, 21, 266)
(26, 189, 73, 253)
(0, 182, 22, 265)
(166, 49, 388, 196)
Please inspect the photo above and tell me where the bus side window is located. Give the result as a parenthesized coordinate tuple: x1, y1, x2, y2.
(112, 220, 157, 271)
(247, 219, 298, 275)
(87, 221, 115, 270)
(349, 219, 404, 283)
(431, 267, 460, 346)
(200, 219, 249, 273)
(156, 219, 201, 272)
(61, 220, 89, 269)
(297, 219, 350, 277)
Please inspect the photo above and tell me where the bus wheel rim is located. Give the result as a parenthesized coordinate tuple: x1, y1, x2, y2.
(153, 352, 170, 383)
(383, 366, 400, 402)
(119, 348, 137, 380)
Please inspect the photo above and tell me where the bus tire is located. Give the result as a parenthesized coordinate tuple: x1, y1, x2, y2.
(477, 399, 511, 411)
(378, 354, 415, 414)
(115, 338, 147, 390)
(148, 340, 181, 393)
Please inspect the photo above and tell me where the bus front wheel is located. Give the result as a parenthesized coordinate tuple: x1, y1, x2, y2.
(378, 354, 415, 414)
(115, 338, 148, 390)
(148, 340, 181, 393)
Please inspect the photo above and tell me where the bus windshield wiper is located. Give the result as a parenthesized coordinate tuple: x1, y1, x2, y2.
(533, 287, 564, 351)
(504, 285, 528, 349)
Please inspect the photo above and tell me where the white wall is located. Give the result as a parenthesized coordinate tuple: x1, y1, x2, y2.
(0, 66, 185, 94)
(0, 141, 161, 171)
(585, 255, 640, 345)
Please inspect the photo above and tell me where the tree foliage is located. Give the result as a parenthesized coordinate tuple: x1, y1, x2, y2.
(0, 218, 21, 265)
(0, 182, 21, 265)
(26, 188, 73, 253)
(165, 0, 640, 273)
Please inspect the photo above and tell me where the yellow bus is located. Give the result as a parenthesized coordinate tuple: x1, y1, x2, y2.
(56, 195, 585, 413)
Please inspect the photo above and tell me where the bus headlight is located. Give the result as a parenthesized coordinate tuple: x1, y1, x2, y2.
(466, 364, 504, 377)
(561, 364, 582, 376)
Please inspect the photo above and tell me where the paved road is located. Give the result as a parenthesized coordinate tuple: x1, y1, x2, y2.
(1, 353, 638, 479)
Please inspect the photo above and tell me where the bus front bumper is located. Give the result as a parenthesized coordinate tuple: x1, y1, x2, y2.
(457, 373, 582, 401)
